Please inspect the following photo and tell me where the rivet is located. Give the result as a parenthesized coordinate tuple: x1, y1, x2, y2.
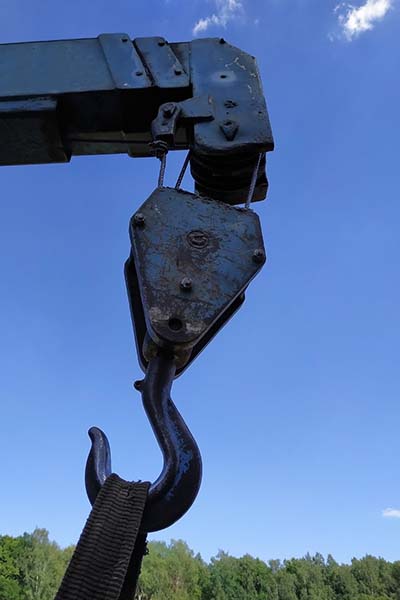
(133, 213, 146, 227)
(163, 103, 176, 118)
(180, 277, 193, 291)
(252, 249, 265, 264)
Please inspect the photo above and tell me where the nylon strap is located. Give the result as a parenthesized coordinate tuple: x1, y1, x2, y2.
(55, 474, 150, 600)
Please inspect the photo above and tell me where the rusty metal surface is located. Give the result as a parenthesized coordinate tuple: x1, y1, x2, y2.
(134, 37, 190, 88)
(190, 37, 274, 155)
(127, 187, 266, 355)
(189, 38, 274, 203)
(0, 35, 273, 204)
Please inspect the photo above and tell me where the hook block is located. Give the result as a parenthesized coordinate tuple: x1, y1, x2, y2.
(126, 187, 266, 373)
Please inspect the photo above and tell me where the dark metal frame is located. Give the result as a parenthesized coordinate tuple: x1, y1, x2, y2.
(0, 34, 273, 204)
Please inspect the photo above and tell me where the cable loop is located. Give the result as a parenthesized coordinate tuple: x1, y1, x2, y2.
(149, 140, 169, 188)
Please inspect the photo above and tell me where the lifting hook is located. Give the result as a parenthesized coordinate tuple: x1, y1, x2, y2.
(84, 353, 202, 533)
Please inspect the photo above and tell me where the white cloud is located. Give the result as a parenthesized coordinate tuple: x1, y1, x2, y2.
(193, 0, 244, 35)
(336, 0, 393, 40)
(382, 507, 400, 518)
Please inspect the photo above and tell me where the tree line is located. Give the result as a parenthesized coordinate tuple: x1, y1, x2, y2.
(0, 528, 399, 599)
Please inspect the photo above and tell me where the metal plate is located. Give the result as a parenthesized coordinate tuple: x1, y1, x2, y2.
(190, 38, 274, 155)
(0, 34, 150, 97)
(129, 187, 266, 350)
(134, 37, 190, 88)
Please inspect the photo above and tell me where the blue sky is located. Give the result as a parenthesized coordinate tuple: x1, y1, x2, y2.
(0, 0, 399, 565)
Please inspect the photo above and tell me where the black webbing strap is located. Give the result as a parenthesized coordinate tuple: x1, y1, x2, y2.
(55, 474, 150, 600)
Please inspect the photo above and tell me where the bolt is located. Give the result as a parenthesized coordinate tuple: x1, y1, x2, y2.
(158, 40, 166, 46)
(163, 103, 176, 118)
(180, 277, 193, 291)
(224, 100, 238, 108)
(252, 249, 265, 264)
(135, 70, 143, 76)
(219, 38, 226, 44)
(174, 67, 183, 75)
(133, 213, 146, 227)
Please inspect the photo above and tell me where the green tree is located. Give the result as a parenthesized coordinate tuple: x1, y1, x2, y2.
(206, 551, 277, 600)
(19, 528, 72, 600)
(351, 555, 394, 599)
(137, 540, 205, 600)
(0, 535, 24, 600)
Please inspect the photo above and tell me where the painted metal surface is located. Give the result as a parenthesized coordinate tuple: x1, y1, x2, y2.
(127, 187, 266, 354)
(190, 38, 274, 154)
(190, 38, 274, 203)
(85, 354, 202, 533)
(0, 34, 150, 96)
(0, 34, 273, 204)
(134, 37, 190, 88)
(0, 97, 68, 164)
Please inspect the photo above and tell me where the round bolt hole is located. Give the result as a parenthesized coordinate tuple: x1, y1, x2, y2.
(168, 317, 183, 331)
(220, 74, 228, 79)
(122, 38, 129, 43)
(136, 70, 143, 76)
(224, 120, 233, 126)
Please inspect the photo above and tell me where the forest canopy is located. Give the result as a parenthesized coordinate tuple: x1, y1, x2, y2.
(0, 529, 399, 600)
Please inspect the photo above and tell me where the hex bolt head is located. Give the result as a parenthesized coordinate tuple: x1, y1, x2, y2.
(133, 213, 146, 227)
(180, 277, 193, 291)
(252, 249, 266, 264)
(163, 103, 176, 118)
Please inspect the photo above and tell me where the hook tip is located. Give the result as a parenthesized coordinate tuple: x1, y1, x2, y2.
(85, 426, 112, 505)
